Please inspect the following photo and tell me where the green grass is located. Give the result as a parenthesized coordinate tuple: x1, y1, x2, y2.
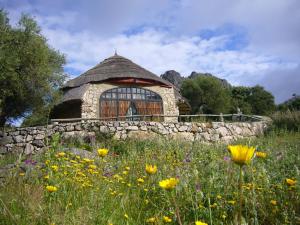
(0, 131, 299, 225)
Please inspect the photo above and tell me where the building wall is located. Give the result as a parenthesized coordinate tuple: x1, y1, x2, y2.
(81, 83, 179, 122)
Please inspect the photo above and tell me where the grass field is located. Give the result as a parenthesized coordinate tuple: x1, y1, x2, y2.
(0, 130, 299, 225)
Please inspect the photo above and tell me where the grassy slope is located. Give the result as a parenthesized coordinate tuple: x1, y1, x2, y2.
(0, 131, 299, 225)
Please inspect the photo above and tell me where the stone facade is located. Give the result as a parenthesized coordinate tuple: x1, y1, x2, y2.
(81, 83, 179, 122)
(0, 120, 268, 155)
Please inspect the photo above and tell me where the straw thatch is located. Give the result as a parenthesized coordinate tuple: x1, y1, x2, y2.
(64, 54, 173, 88)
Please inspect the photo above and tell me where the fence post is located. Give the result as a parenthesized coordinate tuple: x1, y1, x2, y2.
(220, 113, 224, 122)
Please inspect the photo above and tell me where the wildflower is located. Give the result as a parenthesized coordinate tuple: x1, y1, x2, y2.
(195, 221, 208, 225)
(57, 152, 66, 157)
(285, 178, 296, 186)
(145, 164, 157, 175)
(209, 203, 217, 208)
(146, 217, 156, 223)
(124, 214, 129, 219)
(88, 164, 97, 170)
(125, 166, 130, 170)
(83, 158, 94, 163)
(255, 151, 267, 158)
(217, 195, 222, 199)
(98, 148, 109, 157)
(227, 200, 236, 205)
(44, 175, 49, 179)
(137, 178, 145, 183)
(159, 178, 179, 190)
(19, 172, 25, 176)
(122, 171, 128, 175)
(163, 216, 172, 223)
(46, 185, 58, 193)
(270, 200, 277, 206)
(227, 145, 255, 166)
(51, 165, 59, 172)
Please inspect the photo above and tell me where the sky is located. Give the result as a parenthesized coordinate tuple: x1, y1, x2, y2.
(1, 0, 300, 103)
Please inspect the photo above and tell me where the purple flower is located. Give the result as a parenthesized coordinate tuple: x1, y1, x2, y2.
(223, 156, 231, 162)
(24, 159, 37, 166)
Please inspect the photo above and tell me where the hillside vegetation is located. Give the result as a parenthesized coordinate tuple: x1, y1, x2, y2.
(0, 131, 299, 225)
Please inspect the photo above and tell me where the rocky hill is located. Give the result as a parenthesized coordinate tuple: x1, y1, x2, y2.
(161, 70, 231, 89)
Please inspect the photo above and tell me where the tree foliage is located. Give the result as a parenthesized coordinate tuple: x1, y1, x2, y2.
(247, 85, 275, 115)
(0, 10, 66, 127)
(181, 76, 231, 114)
(181, 75, 276, 116)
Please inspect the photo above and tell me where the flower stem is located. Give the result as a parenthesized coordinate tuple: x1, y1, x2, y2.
(172, 193, 182, 225)
(238, 165, 243, 225)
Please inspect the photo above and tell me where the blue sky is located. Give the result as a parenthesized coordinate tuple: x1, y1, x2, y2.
(1, 0, 300, 103)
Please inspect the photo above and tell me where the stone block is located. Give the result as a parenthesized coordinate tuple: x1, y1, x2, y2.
(170, 132, 194, 142)
(13, 135, 24, 143)
(24, 143, 34, 155)
(126, 126, 139, 131)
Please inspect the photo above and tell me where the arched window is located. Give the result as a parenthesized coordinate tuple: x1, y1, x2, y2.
(100, 87, 163, 120)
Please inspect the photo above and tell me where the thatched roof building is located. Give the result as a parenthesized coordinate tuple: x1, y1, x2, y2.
(52, 54, 190, 121)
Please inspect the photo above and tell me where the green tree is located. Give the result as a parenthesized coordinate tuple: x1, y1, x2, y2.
(181, 76, 232, 114)
(230, 86, 253, 114)
(248, 85, 275, 115)
(0, 10, 66, 127)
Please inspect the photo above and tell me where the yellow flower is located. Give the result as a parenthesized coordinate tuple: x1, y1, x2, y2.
(51, 165, 59, 172)
(163, 216, 172, 223)
(285, 178, 296, 186)
(57, 152, 66, 157)
(125, 166, 130, 170)
(88, 164, 97, 169)
(227, 200, 236, 205)
(270, 200, 277, 206)
(44, 175, 50, 179)
(46, 185, 58, 193)
(137, 178, 145, 183)
(217, 195, 222, 199)
(255, 151, 267, 158)
(97, 148, 109, 157)
(145, 164, 157, 175)
(146, 217, 156, 223)
(227, 145, 255, 165)
(122, 171, 128, 175)
(19, 172, 25, 176)
(124, 213, 129, 219)
(159, 178, 179, 190)
(195, 221, 208, 225)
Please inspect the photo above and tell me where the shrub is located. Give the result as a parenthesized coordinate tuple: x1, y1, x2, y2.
(271, 110, 300, 131)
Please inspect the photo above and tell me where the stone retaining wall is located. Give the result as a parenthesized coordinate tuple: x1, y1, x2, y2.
(0, 121, 268, 155)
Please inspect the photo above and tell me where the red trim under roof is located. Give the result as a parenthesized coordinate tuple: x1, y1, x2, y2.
(105, 77, 172, 88)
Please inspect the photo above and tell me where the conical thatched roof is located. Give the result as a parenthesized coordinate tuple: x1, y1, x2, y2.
(64, 54, 173, 88)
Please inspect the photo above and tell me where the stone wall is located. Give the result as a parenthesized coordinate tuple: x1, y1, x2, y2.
(0, 121, 268, 155)
(81, 83, 179, 122)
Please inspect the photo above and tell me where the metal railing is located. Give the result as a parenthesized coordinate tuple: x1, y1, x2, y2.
(50, 113, 264, 124)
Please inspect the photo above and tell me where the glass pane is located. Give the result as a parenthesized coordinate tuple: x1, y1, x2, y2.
(132, 88, 136, 93)
(137, 88, 141, 94)
(121, 88, 126, 93)
(111, 93, 117, 99)
(140, 89, 145, 94)
(126, 88, 131, 93)
(127, 93, 131, 99)
(120, 93, 126, 99)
